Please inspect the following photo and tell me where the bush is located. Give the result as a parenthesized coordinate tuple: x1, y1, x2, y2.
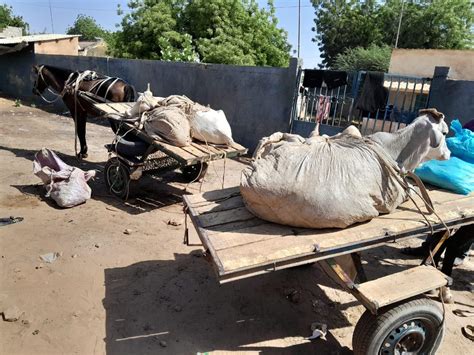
(332, 45, 392, 72)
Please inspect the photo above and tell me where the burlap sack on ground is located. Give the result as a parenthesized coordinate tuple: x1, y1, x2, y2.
(143, 106, 192, 147)
(33, 148, 96, 208)
(240, 135, 408, 229)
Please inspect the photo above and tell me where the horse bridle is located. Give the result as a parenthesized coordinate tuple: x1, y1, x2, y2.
(33, 65, 75, 104)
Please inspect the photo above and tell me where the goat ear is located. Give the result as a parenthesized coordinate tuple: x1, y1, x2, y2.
(32, 65, 39, 73)
(430, 128, 444, 148)
(419, 108, 445, 122)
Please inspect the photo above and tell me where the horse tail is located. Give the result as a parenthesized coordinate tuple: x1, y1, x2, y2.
(124, 84, 135, 102)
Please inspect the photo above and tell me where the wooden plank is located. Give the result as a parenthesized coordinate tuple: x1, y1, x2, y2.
(194, 195, 245, 214)
(106, 103, 128, 113)
(206, 218, 267, 235)
(208, 195, 473, 274)
(185, 186, 240, 205)
(210, 223, 298, 251)
(357, 265, 447, 309)
(199, 207, 255, 228)
(94, 103, 120, 114)
(191, 142, 222, 155)
(183, 194, 226, 275)
(180, 145, 206, 158)
(118, 103, 132, 112)
(152, 141, 197, 161)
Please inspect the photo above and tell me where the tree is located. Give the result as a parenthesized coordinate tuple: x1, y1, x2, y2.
(110, 0, 196, 61)
(182, 0, 291, 66)
(333, 44, 392, 72)
(312, 0, 474, 69)
(67, 14, 109, 41)
(380, 0, 474, 49)
(110, 0, 291, 66)
(0, 5, 29, 35)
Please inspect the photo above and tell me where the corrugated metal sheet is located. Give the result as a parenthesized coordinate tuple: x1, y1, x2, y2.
(0, 34, 80, 45)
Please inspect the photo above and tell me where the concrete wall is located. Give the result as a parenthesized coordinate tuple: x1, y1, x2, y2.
(428, 66, 474, 126)
(0, 26, 22, 38)
(79, 41, 108, 57)
(389, 49, 474, 80)
(0, 52, 298, 151)
(34, 37, 79, 56)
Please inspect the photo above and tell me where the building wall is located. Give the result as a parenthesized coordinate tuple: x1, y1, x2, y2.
(0, 52, 298, 151)
(389, 49, 474, 80)
(0, 26, 23, 38)
(79, 41, 108, 57)
(428, 67, 474, 126)
(34, 37, 78, 56)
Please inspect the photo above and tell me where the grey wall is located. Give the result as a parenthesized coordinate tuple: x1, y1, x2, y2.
(0, 51, 298, 151)
(428, 66, 474, 126)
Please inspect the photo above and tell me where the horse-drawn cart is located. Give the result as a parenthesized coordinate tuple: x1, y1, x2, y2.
(93, 102, 247, 199)
(183, 186, 474, 354)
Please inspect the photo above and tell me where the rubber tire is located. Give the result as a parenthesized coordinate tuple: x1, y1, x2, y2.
(181, 162, 209, 182)
(104, 157, 131, 200)
(116, 137, 149, 157)
(352, 296, 444, 355)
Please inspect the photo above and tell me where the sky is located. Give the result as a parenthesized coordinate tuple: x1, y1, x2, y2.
(3, 0, 321, 68)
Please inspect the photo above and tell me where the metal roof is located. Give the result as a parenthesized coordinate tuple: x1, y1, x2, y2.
(0, 34, 80, 45)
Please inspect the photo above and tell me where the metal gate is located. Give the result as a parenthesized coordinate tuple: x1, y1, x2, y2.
(290, 69, 431, 137)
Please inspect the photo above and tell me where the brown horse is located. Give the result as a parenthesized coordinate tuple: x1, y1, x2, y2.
(32, 64, 135, 158)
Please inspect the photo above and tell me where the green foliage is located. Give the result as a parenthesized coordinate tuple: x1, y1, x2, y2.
(0, 5, 29, 35)
(182, 0, 291, 66)
(110, 0, 291, 66)
(312, 0, 474, 69)
(67, 14, 109, 41)
(110, 0, 194, 60)
(333, 44, 392, 72)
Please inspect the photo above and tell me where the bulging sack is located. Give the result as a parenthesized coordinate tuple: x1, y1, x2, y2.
(240, 135, 407, 229)
(33, 148, 95, 208)
(143, 106, 192, 147)
(190, 109, 234, 146)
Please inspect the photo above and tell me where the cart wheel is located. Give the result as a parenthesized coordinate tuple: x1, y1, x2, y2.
(181, 162, 209, 182)
(353, 296, 444, 355)
(104, 157, 131, 200)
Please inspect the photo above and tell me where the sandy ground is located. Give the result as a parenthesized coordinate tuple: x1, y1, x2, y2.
(0, 97, 472, 355)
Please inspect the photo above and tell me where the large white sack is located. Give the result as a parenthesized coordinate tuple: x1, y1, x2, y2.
(143, 106, 192, 147)
(190, 109, 234, 145)
(33, 148, 96, 208)
(240, 135, 408, 229)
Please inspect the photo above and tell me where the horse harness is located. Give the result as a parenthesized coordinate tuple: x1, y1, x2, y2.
(35, 65, 123, 104)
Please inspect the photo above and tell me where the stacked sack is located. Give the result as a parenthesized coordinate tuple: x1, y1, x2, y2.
(415, 119, 474, 195)
(240, 134, 409, 229)
(125, 85, 234, 147)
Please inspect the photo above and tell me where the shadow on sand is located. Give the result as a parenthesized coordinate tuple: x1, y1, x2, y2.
(103, 253, 354, 355)
(1, 144, 192, 215)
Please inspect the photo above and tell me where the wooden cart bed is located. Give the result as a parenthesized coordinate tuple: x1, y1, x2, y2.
(183, 187, 474, 283)
(94, 102, 247, 166)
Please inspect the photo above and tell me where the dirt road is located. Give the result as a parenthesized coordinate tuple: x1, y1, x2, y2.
(0, 97, 472, 354)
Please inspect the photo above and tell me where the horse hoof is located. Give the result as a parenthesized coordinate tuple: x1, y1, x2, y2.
(77, 153, 88, 160)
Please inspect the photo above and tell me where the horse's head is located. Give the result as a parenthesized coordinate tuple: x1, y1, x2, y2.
(32, 65, 48, 95)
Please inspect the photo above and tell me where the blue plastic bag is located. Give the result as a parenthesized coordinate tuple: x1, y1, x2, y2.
(446, 119, 474, 163)
(415, 157, 474, 195)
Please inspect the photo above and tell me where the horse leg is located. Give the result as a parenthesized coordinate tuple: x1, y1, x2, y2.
(76, 112, 88, 159)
